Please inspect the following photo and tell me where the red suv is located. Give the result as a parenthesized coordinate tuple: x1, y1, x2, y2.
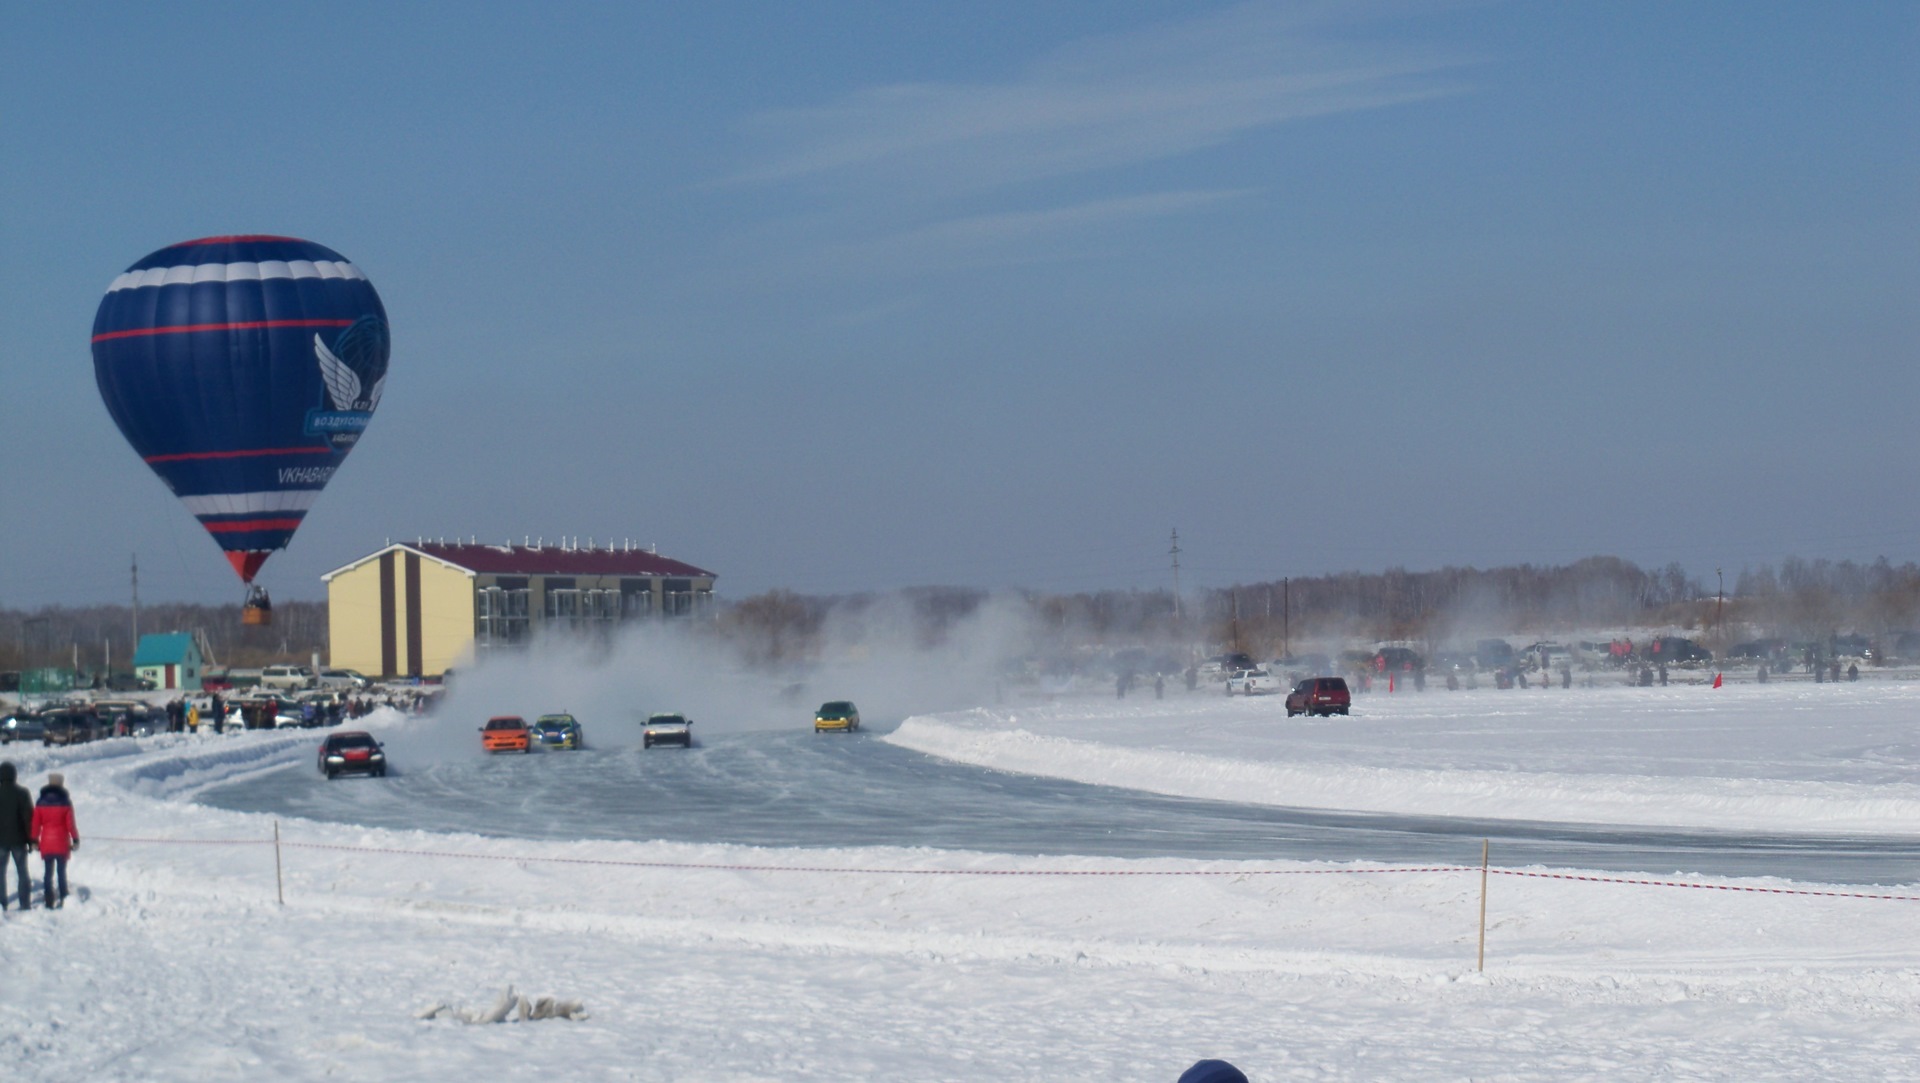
(1286, 677, 1351, 717)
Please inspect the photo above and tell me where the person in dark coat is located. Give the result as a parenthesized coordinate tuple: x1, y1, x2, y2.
(30, 772, 79, 909)
(0, 762, 32, 911)
(1178, 1060, 1249, 1083)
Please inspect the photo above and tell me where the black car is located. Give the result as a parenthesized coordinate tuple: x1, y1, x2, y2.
(318, 730, 387, 778)
(41, 710, 107, 747)
(1646, 636, 1711, 665)
(1, 714, 48, 744)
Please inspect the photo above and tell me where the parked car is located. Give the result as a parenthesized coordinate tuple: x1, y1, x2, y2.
(641, 713, 692, 749)
(1, 714, 47, 744)
(480, 716, 531, 753)
(93, 700, 162, 736)
(1831, 634, 1874, 660)
(1645, 636, 1711, 665)
(813, 701, 861, 733)
(533, 714, 584, 750)
(41, 710, 107, 746)
(315, 668, 369, 690)
(259, 665, 314, 691)
(1225, 667, 1281, 695)
(1727, 639, 1785, 661)
(318, 730, 387, 778)
(1519, 642, 1574, 671)
(1473, 639, 1515, 671)
(1285, 677, 1352, 717)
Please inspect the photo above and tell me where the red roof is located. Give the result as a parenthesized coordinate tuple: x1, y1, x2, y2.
(411, 541, 716, 579)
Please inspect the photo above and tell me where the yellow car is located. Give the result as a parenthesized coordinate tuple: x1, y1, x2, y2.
(813, 701, 860, 733)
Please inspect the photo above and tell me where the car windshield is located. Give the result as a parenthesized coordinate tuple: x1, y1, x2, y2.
(537, 716, 575, 726)
(818, 702, 854, 716)
(649, 715, 687, 726)
(485, 718, 525, 730)
(330, 735, 377, 749)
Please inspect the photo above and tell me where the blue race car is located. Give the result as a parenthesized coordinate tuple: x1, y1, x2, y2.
(532, 713, 584, 750)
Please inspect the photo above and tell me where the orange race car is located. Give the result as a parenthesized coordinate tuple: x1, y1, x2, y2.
(480, 715, 531, 753)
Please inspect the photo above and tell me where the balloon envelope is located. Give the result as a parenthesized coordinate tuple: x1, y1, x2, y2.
(92, 236, 389, 582)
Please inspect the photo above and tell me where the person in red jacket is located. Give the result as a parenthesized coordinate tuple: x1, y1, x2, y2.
(30, 772, 78, 909)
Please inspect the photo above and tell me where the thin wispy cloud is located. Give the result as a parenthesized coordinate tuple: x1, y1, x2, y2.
(835, 189, 1260, 272)
(735, 2, 1471, 197)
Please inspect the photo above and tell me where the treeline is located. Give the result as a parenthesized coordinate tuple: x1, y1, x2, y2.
(1202, 556, 1920, 657)
(714, 555, 1920, 664)
(7, 555, 1919, 674)
(0, 601, 330, 674)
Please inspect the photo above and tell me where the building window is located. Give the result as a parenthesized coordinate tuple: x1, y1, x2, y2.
(663, 580, 713, 618)
(478, 586, 531, 647)
(620, 578, 654, 620)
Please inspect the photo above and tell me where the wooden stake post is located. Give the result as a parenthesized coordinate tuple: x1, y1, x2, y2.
(1474, 837, 1489, 971)
(274, 820, 285, 906)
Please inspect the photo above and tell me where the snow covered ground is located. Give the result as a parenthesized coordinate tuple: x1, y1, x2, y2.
(888, 679, 1920, 835)
(2, 684, 1919, 1080)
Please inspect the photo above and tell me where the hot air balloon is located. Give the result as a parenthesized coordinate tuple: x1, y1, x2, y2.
(92, 236, 390, 625)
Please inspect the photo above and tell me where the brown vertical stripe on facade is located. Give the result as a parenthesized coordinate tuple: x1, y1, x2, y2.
(379, 551, 397, 678)
(405, 551, 424, 676)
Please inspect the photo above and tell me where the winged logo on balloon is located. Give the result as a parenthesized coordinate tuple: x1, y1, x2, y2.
(307, 315, 391, 446)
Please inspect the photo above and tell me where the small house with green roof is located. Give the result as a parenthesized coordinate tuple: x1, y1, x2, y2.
(134, 632, 203, 691)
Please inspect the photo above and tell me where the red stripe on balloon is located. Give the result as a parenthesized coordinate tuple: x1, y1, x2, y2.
(143, 447, 333, 464)
(172, 235, 307, 246)
(202, 518, 304, 534)
(92, 318, 353, 344)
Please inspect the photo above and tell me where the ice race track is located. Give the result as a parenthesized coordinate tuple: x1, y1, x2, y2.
(6, 679, 1920, 1081)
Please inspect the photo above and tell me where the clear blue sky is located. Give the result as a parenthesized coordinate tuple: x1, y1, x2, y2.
(3, 2, 1915, 606)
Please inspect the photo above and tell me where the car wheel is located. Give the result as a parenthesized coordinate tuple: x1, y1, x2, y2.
(643, 738, 652, 749)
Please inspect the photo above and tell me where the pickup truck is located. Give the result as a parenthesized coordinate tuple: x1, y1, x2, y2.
(1225, 667, 1282, 695)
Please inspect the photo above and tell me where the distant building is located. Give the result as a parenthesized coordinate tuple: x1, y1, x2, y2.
(134, 632, 204, 691)
(322, 539, 717, 678)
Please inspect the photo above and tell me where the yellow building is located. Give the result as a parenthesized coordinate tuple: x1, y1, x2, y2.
(323, 539, 717, 678)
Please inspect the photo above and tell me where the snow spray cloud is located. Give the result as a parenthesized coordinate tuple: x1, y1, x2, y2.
(388, 593, 1040, 763)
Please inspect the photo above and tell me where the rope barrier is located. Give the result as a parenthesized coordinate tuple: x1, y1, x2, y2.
(1488, 867, 1920, 902)
(90, 835, 1463, 877)
(90, 835, 1920, 900)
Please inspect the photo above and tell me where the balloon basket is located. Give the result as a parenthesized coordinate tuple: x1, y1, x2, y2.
(242, 605, 272, 627)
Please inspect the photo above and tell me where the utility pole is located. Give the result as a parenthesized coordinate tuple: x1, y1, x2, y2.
(1283, 577, 1290, 659)
(1230, 588, 1242, 654)
(130, 553, 140, 658)
(1169, 529, 1182, 622)
(1716, 568, 1724, 637)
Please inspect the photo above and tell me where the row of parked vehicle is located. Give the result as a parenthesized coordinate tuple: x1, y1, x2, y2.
(256, 665, 372, 691)
(0, 699, 176, 746)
